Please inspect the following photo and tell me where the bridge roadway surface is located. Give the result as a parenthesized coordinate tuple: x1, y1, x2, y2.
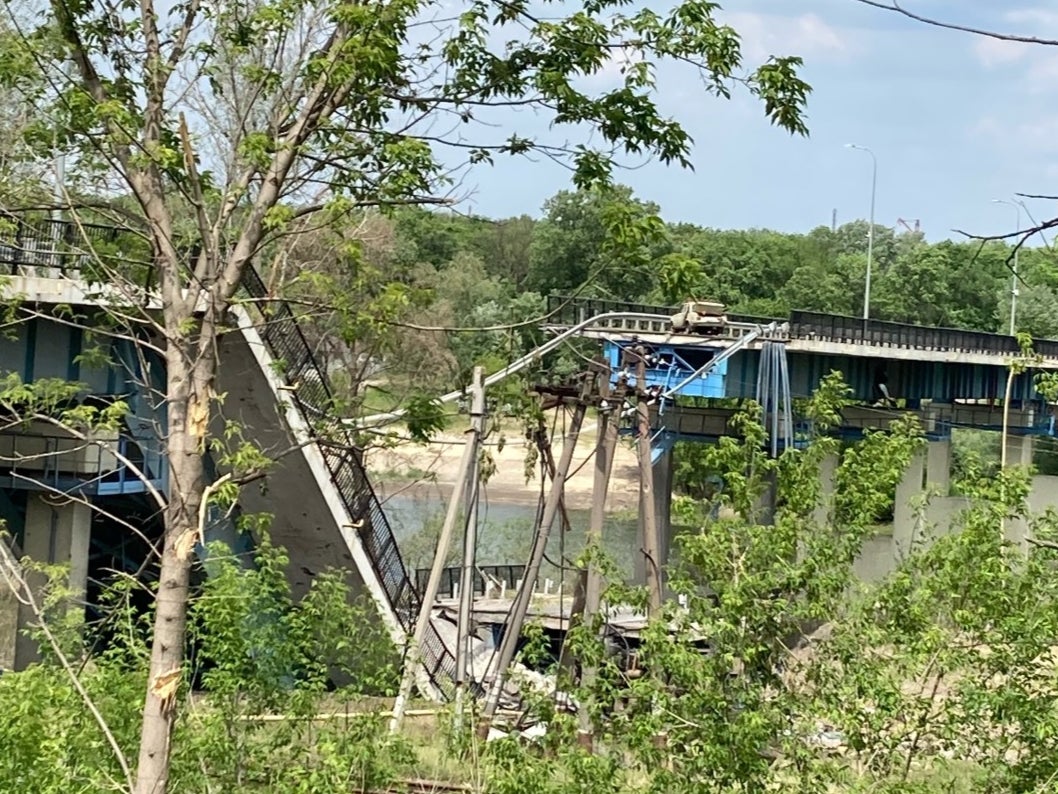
(543, 296, 1058, 407)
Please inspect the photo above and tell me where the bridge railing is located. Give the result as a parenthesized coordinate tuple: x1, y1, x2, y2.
(239, 265, 456, 693)
(544, 295, 783, 335)
(790, 311, 1058, 359)
(0, 213, 154, 289)
(545, 295, 1058, 360)
(415, 564, 527, 600)
(0, 427, 166, 494)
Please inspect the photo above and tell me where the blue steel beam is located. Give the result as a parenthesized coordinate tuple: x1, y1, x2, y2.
(608, 339, 1049, 406)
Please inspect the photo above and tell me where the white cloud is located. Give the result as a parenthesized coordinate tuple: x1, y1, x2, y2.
(579, 10, 849, 91)
(581, 48, 646, 89)
(721, 11, 851, 62)
(971, 5, 1058, 94)
(1006, 7, 1058, 29)
(973, 37, 1030, 67)
(1027, 52, 1058, 87)
(1016, 115, 1058, 151)
(971, 113, 1058, 154)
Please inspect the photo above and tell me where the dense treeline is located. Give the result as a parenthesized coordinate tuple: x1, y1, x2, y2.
(321, 184, 1056, 403)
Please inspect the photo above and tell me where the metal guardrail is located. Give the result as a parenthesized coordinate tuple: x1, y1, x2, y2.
(547, 296, 1058, 359)
(0, 427, 165, 494)
(239, 266, 456, 692)
(544, 295, 775, 330)
(415, 564, 526, 600)
(788, 310, 1058, 359)
(0, 213, 154, 288)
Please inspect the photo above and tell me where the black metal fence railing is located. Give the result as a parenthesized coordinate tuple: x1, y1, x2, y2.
(415, 564, 527, 600)
(239, 266, 456, 692)
(789, 311, 1058, 359)
(0, 213, 154, 288)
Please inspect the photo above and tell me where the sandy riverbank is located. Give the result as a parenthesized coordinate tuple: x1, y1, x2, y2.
(365, 423, 642, 511)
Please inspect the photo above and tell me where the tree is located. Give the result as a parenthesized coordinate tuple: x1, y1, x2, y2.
(526, 185, 669, 299)
(667, 226, 811, 315)
(0, 19, 49, 202)
(473, 214, 536, 288)
(783, 251, 865, 316)
(0, 1, 810, 790)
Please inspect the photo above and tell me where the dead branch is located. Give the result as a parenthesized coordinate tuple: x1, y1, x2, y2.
(853, 1, 1058, 45)
(953, 216, 1058, 274)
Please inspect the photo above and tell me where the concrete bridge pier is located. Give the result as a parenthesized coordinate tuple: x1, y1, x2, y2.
(1004, 434, 1035, 469)
(1004, 435, 1036, 551)
(637, 448, 674, 590)
(12, 496, 92, 667)
(894, 439, 957, 560)
(812, 452, 839, 527)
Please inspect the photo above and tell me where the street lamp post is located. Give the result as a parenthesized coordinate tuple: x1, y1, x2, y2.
(846, 144, 877, 322)
(992, 198, 1021, 336)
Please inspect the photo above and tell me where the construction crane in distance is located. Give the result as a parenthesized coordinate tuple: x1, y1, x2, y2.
(897, 218, 921, 234)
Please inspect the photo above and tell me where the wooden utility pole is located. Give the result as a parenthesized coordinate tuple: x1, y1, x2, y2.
(577, 367, 621, 745)
(536, 423, 573, 534)
(454, 367, 485, 729)
(635, 348, 663, 613)
(481, 392, 589, 721)
(390, 384, 482, 733)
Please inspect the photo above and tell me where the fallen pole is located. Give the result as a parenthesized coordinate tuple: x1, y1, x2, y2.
(391, 397, 481, 733)
(454, 367, 485, 730)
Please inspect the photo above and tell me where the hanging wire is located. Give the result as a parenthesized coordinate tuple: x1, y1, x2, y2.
(470, 398, 554, 700)
(755, 342, 794, 457)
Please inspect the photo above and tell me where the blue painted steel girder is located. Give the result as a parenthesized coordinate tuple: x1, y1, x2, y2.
(605, 340, 728, 399)
(607, 339, 1045, 405)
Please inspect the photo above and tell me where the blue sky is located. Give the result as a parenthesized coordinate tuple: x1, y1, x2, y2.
(448, 0, 1058, 241)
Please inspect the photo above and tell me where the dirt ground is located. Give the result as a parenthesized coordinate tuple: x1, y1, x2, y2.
(365, 421, 642, 511)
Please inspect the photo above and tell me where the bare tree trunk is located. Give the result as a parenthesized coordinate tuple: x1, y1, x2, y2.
(134, 328, 212, 794)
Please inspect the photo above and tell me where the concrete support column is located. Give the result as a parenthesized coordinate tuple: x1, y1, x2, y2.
(925, 438, 952, 496)
(15, 496, 91, 668)
(1003, 437, 1037, 553)
(893, 451, 926, 560)
(812, 452, 839, 527)
(754, 471, 778, 527)
(0, 540, 18, 671)
(636, 449, 674, 588)
(654, 448, 674, 573)
(1004, 434, 1035, 469)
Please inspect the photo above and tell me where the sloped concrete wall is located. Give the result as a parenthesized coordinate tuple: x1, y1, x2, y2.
(212, 317, 409, 659)
(213, 329, 368, 601)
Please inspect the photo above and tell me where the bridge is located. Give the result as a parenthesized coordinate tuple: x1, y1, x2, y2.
(0, 214, 454, 695)
(539, 294, 1058, 586)
(3, 212, 1057, 701)
(544, 295, 1058, 406)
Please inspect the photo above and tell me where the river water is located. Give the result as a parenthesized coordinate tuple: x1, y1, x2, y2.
(380, 491, 897, 589)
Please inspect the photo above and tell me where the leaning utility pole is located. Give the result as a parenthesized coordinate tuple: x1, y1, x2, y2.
(634, 347, 663, 613)
(454, 367, 485, 729)
(577, 365, 623, 745)
(481, 383, 590, 721)
(390, 385, 482, 733)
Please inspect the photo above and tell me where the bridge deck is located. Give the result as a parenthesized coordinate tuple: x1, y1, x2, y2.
(544, 296, 1058, 370)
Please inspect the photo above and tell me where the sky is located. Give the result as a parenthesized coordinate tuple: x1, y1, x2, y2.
(444, 0, 1058, 241)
